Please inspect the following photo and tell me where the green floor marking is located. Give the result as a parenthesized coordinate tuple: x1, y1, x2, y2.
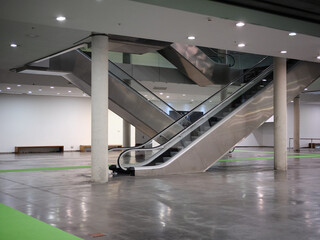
(219, 157, 274, 162)
(1, 152, 320, 173)
(234, 150, 274, 154)
(0, 203, 83, 240)
(0, 166, 91, 173)
(234, 149, 320, 156)
(219, 155, 320, 162)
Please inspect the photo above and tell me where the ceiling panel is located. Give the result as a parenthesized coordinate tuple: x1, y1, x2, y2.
(211, 0, 320, 24)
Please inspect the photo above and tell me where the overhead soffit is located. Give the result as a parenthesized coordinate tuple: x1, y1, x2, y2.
(0, 0, 320, 72)
(130, 0, 320, 37)
(211, 0, 320, 25)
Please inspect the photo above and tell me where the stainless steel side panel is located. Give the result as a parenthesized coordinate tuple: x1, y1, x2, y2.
(30, 51, 176, 138)
(135, 61, 320, 176)
(159, 43, 239, 87)
(63, 73, 166, 138)
(159, 44, 214, 86)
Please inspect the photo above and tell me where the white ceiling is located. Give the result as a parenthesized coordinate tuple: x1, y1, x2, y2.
(1, 0, 320, 70)
(0, 0, 320, 101)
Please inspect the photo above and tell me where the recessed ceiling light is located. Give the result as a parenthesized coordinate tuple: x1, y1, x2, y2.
(187, 36, 196, 40)
(289, 32, 296, 36)
(191, 99, 194, 102)
(236, 21, 245, 27)
(56, 16, 66, 22)
(291, 100, 294, 103)
(304, 88, 308, 91)
(280, 50, 287, 54)
(50, 86, 54, 89)
(6, 87, 11, 90)
(159, 92, 163, 95)
(166, 95, 170, 98)
(68, 90, 72, 93)
(28, 91, 32, 94)
(10, 43, 18, 48)
(182, 94, 186, 97)
(17, 84, 21, 87)
(238, 43, 245, 48)
(262, 79, 267, 82)
(317, 56, 320, 60)
(38, 89, 42, 91)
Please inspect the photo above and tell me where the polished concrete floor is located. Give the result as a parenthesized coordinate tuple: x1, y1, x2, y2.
(1, 148, 320, 240)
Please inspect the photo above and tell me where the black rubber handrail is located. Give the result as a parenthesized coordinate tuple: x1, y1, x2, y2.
(116, 64, 274, 170)
(117, 59, 300, 170)
(77, 49, 182, 118)
(205, 48, 236, 67)
(115, 56, 273, 170)
(111, 56, 270, 153)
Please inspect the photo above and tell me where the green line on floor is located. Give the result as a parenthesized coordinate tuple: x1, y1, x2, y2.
(234, 149, 320, 156)
(234, 150, 274, 154)
(219, 157, 274, 162)
(0, 203, 83, 240)
(219, 155, 320, 162)
(0, 166, 91, 173)
(1, 153, 320, 173)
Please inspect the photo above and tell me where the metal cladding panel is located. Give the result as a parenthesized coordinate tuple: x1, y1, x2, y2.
(136, 61, 320, 176)
(27, 50, 177, 138)
(159, 43, 242, 87)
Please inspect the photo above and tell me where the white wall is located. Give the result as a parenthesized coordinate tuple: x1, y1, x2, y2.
(237, 123, 274, 147)
(288, 102, 320, 147)
(238, 102, 320, 147)
(0, 94, 134, 153)
(108, 110, 135, 147)
(1, 94, 319, 152)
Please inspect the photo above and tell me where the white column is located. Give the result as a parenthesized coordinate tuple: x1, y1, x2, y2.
(123, 120, 131, 147)
(91, 35, 108, 183)
(122, 53, 131, 148)
(293, 96, 300, 152)
(274, 57, 287, 171)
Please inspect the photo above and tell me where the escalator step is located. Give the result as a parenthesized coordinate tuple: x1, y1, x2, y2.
(191, 135, 198, 140)
(170, 151, 178, 156)
(202, 126, 211, 131)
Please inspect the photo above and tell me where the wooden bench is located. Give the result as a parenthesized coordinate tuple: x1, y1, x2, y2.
(15, 146, 64, 154)
(80, 145, 122, 152)
(309, 143, 320, 148)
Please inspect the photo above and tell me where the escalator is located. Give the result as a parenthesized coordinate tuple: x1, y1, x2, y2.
(110, 58, 320, 176)
(17, 49, 182, 139)
(159, 43, 242, 86)
(197, 47, 235, 67)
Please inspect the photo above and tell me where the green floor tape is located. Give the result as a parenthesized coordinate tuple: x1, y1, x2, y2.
(234, 150, 274, 154)
(0, 203, 83, 240)
(219, 155, 320, 162)
(1, 153, 320, 173)
(234, 149, 320, 156)
(219, 157, 274, 162)
(0, 166, 91, 173)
